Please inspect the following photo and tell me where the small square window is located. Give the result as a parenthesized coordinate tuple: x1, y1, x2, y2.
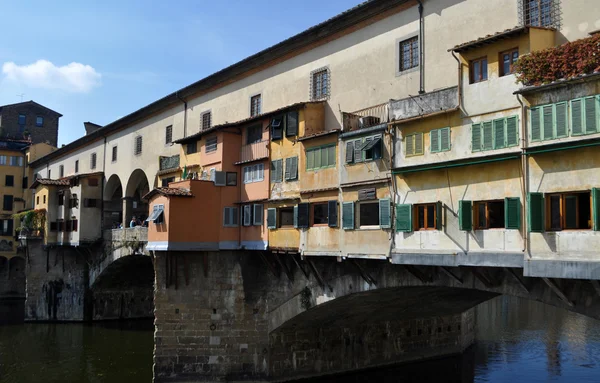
(546, 191, 591, 231)
(312, 203, 329, 226)
(398, 36, 419, 72)
(470, 57, 488, 84)
(187, 141, 198, 154)
(250, 94, 262, 117)
(226, 172, 237, 186)
(474, 200, 505, 229)
(134, 136, 143, 155)
(499, 48, 519, 77)
(247, 125, 262, 144)
(36, 116, 44, 127)
(201, 111, 212, 131)
(358, 201, 379, 227)
(5, 175, 14, 187)
(311, 68, 329, 100)
(206, 137, 217, 153)
(165, 125, 173, 144)
(279, 207, 294, 228)
(415, 203, 437, 230)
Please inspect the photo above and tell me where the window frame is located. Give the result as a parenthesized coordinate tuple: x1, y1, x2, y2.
(247, 125, 263, 145)
(226, 172, 237, 186)
(305, 144, 336, 171)
(18, 114, 26, 125)
(545, 191, 592, 231)
(397, 35, 419, 73)
(470, 56, 488, 84)
(311, 67, 330, 101)
(311, 202, 329, 227)
(59, 165, 64, 178)
(201, 110, 212, 131)
(243, 163, 264, 184)
(473, 200, 506, 230)
(36, 116, 44, 127)
(357, 200, 380, 229)
(250, 94, 262, 117)
(279, 207, 295, 228)
(414, 203, 438, 231)
(5, 175, 14, 187)
(499, 48, 519, 77)
(205, 136, 218, 153)
(186, 141, 198, 154)
(523, 0, 557, 28)
(3, 195, 13, 211)
(165, 125, 173, 145)
(430, 127, 451, 153)
(134, 136, 143, 156)
(223, 206, 239, 227)
(74, 160, 79, 174)
(111, 146, 118, 162)
(90, 152, 97, 170)
(405, 132, 424, 157)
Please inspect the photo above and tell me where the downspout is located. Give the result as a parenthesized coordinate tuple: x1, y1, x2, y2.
(417, 0, 425, 94)
(516, 94, 528, 255)
(451, 50, 462, 110)
(389, 103, 397, 254)
(101, 136, 106, 230)
(176, 92, 188, 138)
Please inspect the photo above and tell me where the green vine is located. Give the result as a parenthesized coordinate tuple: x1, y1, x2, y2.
(13, 209, 46, 234)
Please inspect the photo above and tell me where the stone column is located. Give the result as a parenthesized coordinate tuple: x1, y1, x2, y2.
(122, 197, 133, 228)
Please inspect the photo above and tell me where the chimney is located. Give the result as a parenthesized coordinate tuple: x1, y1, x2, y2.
(84, 122, 102, 135)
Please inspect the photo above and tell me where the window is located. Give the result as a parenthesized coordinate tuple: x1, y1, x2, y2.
(226, 172, 237, 186)
(206, 137, 217, 153)
(0, 219, 13, 236)
(22, 176, 27, 189)
(306, 145, 336, 171)
(59, 165, 64, 178)
(112, 146, 118, 162)
(346, 135, 383, 163)
(271, 159, 283, 183)
(415, 203, 438, 230)
(312, 203, 329, 226)
(311, 68, 329, 100)
(88, 178, 99, 187)
(399, 36, 419, 72)
(187, 141, 198, 154)
(430, 128, 451, 153)
(271, 117, 283, 140)
(500, 48, 519, 76)
(36, 116, 44, 127)
(165, 125, 173, 144)
(470, 57, 488, 84)
(253, 204, 263, 226)
(547, 192, 591, 231)
(75, 160, 79, 173)
(358, 201, 379, 227)
(201, 111, 212, 131)
(134, 136, 143, 155)
(5, 175, 13, 187)
(3, 195, 13, 211)
(474, 200, 505, 229)
(48, 170, 51, 179)
(9, 156, 23, 167)
(223, 207, 239, 227)
(284, 157, 298, 181)
(523, 0, 558, 28)
(250, 94, 262, 117)
(58, 194, 64, 206)
(286, 111, 299, 137)
(43, 195, 46, 204)
(247, 125, 262, 144)
(0, 156, 6, 165)
(90, 153, 97, 170)
(243, 163, 264, 184)
(18, 114, 26, 125)
(567, 96, 599, 137)
(161, 177, 175, 187)
(36, 196, 39, 205)
(472, 116, 519, 152)
(279, 207, 294, 228)
(405, 132, 424, 157)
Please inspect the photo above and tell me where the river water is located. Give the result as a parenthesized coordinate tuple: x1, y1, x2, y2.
(1, 295, 599, 382)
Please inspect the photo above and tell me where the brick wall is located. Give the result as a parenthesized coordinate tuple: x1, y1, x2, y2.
(0, 103, 60, 146)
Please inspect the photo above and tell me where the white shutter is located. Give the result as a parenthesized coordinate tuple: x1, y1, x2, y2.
(257, 163, 264, 181)
(243, 205, 252, 226)
(253, 204, 263, 226)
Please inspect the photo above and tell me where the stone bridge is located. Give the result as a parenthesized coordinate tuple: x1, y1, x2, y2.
(0, 255, 26, 324)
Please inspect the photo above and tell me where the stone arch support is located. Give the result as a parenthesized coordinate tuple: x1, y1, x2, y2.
(123, 169, 151, 227)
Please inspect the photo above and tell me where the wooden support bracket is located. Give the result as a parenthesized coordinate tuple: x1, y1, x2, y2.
(274, 254, 293, 282)
(306, 258, 328, 292)
(259, 252, 279, 278)
(543, 277, 574, 307)
(351, 259, 377, 286)
(290, 253, 310, 280)
(439, 266, 463, 285)
(591, 280, 600, 298)
(404, 265, 433, 283)
(471, 268, 495, 288)
(504, 267, 529, 293)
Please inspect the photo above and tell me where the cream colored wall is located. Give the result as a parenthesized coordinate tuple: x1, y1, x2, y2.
(340, 132, 391, 185)
(80, 177, 102, 243)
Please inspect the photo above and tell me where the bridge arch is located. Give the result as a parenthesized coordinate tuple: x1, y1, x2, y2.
(104, 174, 123, 229)
(124, 169, 150, 225)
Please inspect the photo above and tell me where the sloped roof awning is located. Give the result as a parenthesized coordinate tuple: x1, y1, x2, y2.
(146, 205, 164, 222)
(361, 137, 381, 151)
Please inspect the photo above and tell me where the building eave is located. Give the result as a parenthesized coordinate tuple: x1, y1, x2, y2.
(513, 72, 600, 95)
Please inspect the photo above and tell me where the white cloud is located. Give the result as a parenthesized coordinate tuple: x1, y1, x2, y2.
(2, 59, 101, 93)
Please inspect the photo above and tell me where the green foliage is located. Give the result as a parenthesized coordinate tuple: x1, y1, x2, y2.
(12, 209, 46, 232)
(514, 34, 600, 86)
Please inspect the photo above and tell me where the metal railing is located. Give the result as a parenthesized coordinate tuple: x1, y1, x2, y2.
(342, 103, 389, 131)
(239, 140, 269, 163)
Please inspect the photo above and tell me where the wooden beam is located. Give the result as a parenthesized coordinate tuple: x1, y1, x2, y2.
(290, 253, 310, 280)
(258, 252, 278, 278)
(471, 268, 494, 288)
(404, 265, 432, 283)
(439, 266, 463, 284)
(351, 259, 376, 286)
(504, 267, 529, 293)
(542, 277, 574, 307)
(591, 280, 600, 298)
(306, 258, 327, 291)
(274, 254, 293, 282)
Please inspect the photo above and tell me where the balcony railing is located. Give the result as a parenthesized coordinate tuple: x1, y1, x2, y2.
(238, 140, 269, 164)
(342, 103, 389, 131)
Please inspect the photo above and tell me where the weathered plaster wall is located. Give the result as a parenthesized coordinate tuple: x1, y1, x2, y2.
(340, 130, 391, 186)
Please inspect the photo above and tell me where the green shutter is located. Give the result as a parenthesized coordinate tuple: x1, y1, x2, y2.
(328, 200, 338, 227)
(293, 205, 298, 228)
(415, 133, 423, 155)
(345, 141, 354, 163)
(440, 127, 450, 151)
(354, 139, 364, 163)
(342, 202, 354, 230)
(430, 129, 440, 153)
(493, 118, 506, 149)
(584, 96, 598, 134)
(379, 198, 391, 229)
(542, 104, 554, 140)
(571, 99, 583, 135)
(328, 145, 336, 167)
(306, 149, 314, 170)
(592, 188, 600, 231)
(458, 200, 472, 231)
(284, 157, 292, 180)
(436, 201, 443, 230)
(405, 134, 414, 156)
(506, 116, 519, 146)
(314, 148, 322, 169)
(395, 204, 412, 232)
(530, 107, 541, 141)
(504, 197, 521, 230)
(267, 208, 277, 229)
(482, 121, 493, 150)
(471, 123, 481, 152)
(555, 102, 568, 138)
(527, 192, 544, 233)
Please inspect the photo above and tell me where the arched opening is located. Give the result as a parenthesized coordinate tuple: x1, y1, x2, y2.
(104, 174, 123, 229)
(124, 169, 150, 226)
(90, 254, 154, 320)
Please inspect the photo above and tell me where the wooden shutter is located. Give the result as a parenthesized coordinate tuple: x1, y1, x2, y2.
(482, 121, 493, 150)
(243, 205, 252, 226)
(405, 134, 414, 156)
(440, 127, 450, 151)
(414, 132, 423, 155)
(493, 119, 506, 149)
(354, 139, 363, 163)
(267, 208, 277, 229)
(506, 116, 519, 146)
(527, 192, 544, 233)
(271, 160, 282, 182)
(542, 104, 554, 140)
(297, 203, 309, 228)
(342, 202, 354, 230)
(328, 200, 338, 227)
(430, 129, 440, 153)
(306, 149, 315, 170)
(570, 99, 583, 135)
(530, 107, 541, 141)
(379, 198, 391, 229)
(327, 145, 336, 167)
(592, 188, 600, 231)
(253, 204, 263, 226)
(555, 102, 568, 137)
(284, 158, 292, 181)
(345, 141, 354, 163)
(395, 204, 412, 232)
(436, 201, 443, 230)
(458, 200, 472, 231)
(290, 157, 298, 180)
(258, 164, 264, 181)
(471, 123, 481, 152)
(314, 148, 322, 168)
(504, 197, 521, 230)
(294, 205, 299, 228)
(223, 208, 230, 226)
(286, 111, 298, 136)
(584, 96, 598, 134)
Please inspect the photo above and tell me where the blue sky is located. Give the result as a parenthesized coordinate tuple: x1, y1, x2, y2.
(0, 0, 360, 146)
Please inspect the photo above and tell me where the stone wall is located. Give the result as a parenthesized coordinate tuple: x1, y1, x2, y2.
(0, 102, 60, 146)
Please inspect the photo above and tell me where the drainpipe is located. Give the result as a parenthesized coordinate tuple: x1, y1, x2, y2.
(176, 91, 188, 138)
(417, 0, 425, 94)
(451, 50, 462, 110)
(101, 136, 106, 230)
(516, 94, 528, 255)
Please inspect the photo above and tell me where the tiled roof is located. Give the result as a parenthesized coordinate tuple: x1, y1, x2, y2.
(450, 26, 554, 53)
(156, 167, 181, 176)
(30, 178, 70, 189)
(297, 129, 340, 142)
(300, 186, 339, 194)
(143, 187, 193, 200)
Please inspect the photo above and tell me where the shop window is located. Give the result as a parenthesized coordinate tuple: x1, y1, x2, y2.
(312, 203, 329, 226)
(358, 201, 379, 227)
(474, 200, 505, 229)
(547, 191, 591, 231)
(279, 207, 294, 228)
(415, 203, 437, 230)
